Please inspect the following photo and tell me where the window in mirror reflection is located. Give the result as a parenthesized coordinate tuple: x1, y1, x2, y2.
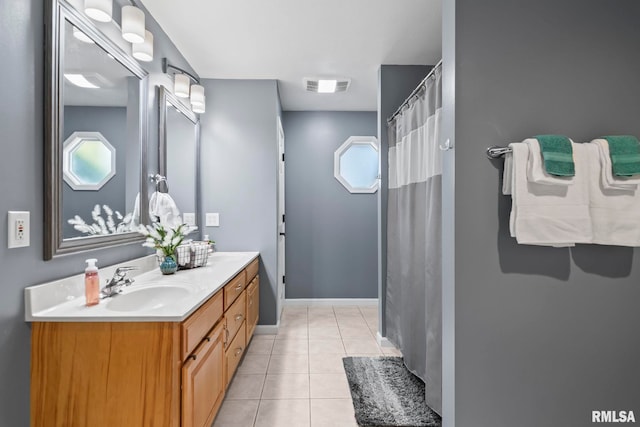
(62, 19, 141, 239)
(63, 132, 115, 190)
(334, 136, 380, 193)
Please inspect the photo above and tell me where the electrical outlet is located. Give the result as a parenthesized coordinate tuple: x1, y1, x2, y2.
(205, 213, 220, 227)
(183, 213, 196, 226)
(8, 211, 30, 248)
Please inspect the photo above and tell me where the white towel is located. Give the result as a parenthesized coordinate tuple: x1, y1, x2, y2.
(502, 151, 513, 195)
(585, 144, 640, 246)
(508, 142, 591, 247)
(149, 191, 182, 228)
(591, 139, 640, 191)
(523, 138, 575, 186)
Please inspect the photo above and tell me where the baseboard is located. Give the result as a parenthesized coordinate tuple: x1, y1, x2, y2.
(254, 324, 279, 335)
(284, 298, 378, 307)
(376, 332, 395, 348)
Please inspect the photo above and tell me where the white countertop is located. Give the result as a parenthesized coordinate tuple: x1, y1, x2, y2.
(25, 252, 259, 322)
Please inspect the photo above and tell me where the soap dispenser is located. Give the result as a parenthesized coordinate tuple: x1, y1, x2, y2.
(85, 258, 100, 306)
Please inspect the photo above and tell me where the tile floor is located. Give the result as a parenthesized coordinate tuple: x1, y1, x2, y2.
(212, 304, 402, 427)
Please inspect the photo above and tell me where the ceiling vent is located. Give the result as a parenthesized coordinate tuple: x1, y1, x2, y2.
(304, 77, 351, 93)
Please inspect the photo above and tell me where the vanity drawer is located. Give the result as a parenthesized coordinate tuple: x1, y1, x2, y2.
(182, 291, 223, 360)
(246, 258, 259, 282)
(225, 321, 246, 387)
(224, 290, 246, 347)
(224, 270, 246, 310)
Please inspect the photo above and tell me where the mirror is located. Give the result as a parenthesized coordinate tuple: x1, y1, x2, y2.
(157, 86, 200, 230)
(45, 0, 149, 259)
(334, 136, 380, 193)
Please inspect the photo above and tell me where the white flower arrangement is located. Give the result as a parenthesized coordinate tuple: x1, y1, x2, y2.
(138, 222, 198, 260)
(67, 204, 135, 235)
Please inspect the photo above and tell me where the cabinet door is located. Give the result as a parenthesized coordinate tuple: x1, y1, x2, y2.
(247, 276, 259, 339)
(182, 322, 225, 427)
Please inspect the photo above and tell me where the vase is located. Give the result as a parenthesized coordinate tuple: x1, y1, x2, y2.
(159, 255, 178, 275)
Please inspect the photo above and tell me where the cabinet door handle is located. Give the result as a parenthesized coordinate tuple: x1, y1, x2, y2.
(189, 354, 197, 361)
(204, 336, 211, 342)
(235, 284, 243, 291)
(224, 327, 229, 345)
(249, 300, 253, 306)
(235, 314, 243, 322)
(234, 347, 243, 356)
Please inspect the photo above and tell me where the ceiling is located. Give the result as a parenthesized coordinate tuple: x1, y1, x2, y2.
(139, 0, 442, 111)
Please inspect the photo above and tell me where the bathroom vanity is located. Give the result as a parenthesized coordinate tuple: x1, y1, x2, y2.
(26, 252, 260, 427)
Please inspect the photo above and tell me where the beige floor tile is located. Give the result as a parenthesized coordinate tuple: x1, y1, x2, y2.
(308, 306, 336, 315)
(382, 347, 403, 357)
(226, 374, 266, 400)
(282, 306, 309, 315)
(336, 319, 369, 329)
(310, 399, 358, 427)
(272, 338, 309, 354)
(268, 354, 309, 374)
(261, 374, 310, 399)
(310, 373, 352, 399)
(308, 339, 345, 354)
(338, 326, 373, 338)
(252, 334, 277, 340)
(254, 399, 311, 427)
(212, 399, 259, 427)
(277, 325, 309, 339)
(237, 354, 270, 375)
(309, 353, 347, 374)
(308, 317, 338, 328)
(246, 338, 275, 355)
(308, 326, 341, 340)
(342, 338, 382, 354)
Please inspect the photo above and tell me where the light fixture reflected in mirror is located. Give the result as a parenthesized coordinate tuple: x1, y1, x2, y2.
(84, 0, 112, 23)
(132, 30, 154, 62)
(192, 98, 205, 114)
(72, 26, 95, 44)
(121, 5, 145, 44)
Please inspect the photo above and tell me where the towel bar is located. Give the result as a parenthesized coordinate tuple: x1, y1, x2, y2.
(486, 145, 512, 159)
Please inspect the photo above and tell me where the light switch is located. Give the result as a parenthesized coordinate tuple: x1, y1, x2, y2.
(8, 211, 30, 248)
(183, 213, 196, 226)
(206, 213, 219, 227)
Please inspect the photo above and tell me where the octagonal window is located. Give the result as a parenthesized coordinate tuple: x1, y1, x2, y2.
(334, 136, 379, 193)
(63, 132, 116, 190)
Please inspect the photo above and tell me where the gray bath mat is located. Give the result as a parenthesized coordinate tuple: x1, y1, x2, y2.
(342, 356, 441, 427)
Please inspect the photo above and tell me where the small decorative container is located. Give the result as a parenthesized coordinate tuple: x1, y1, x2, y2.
(159, 255, 178, 275)
(175, 242, 210, 269)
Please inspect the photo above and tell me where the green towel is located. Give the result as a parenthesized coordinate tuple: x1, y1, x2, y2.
(603, 135, 640, 176)
(535, 135, 575, 176)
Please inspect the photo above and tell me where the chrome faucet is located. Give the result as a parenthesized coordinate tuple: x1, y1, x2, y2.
(100, 266, 138, 298)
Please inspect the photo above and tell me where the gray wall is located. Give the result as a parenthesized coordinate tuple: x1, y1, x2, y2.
(0, 1, 195, 425)
(282, 111, 378, 299)
(445, 1, 640, 425)
(377, 65, 433, 334)
(199, 79, 280, 325)
(63, 106, 127, 238)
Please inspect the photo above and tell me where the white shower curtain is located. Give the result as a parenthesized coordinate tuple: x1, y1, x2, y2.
(386, 64, 442, 415)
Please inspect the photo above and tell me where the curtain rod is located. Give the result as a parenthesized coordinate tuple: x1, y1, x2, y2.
(386, 59, 442, 125)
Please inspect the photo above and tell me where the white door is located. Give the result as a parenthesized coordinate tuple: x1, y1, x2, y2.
(277, 117, 286, 321)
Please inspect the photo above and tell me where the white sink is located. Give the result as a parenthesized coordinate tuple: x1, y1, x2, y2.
(106, 284, 193, 312)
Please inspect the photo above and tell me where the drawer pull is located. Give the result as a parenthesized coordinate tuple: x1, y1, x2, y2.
(234, 347, 243, 357)
(189, 354, 197, 361)
(204, 336, 211, 342)
(235, 284, 243, 291)
(235, 314, 244, 322)
(224, 327, 229, 345)
(249, 300, 253, 306)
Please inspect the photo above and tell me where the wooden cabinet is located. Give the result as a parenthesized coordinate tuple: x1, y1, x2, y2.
(182, 322, 225, 427)
(30, 256, 260, 427)
(246, 276, 259, 340)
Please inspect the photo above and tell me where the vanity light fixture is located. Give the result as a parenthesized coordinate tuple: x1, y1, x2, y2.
(132, 30, 154, 62)
(84, 0, 112, 23)
(174, 74, 191, 98)
(163, 58, 206, 113)
(64, 74, 100, 89)
(121, 5, 146, 44)
(72, 26, 95, 44)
